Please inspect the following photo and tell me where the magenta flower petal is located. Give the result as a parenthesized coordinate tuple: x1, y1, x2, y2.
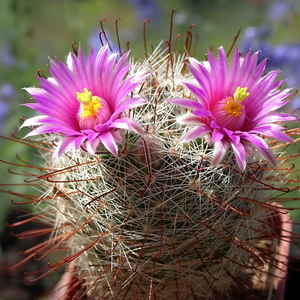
(170, 98, 205, 111)
(111, 117, 144, 135)
(257, 113, 296, 124)
(184, 83, 207, 102)
(170, 47, 297, 170)
(211, 139, 229, 167)
(231, 142, 246, 171)
(181, 125, 211, 142)
(73, 135, 88, 150)
(241, 133, 278, 166)
(53, 137, 76, 161)
(177, 114, 204, 125)
(21, 44, 149, 159)
(257, 147, 277, 167)
(85, 137, 101, 155)
(112, 96, 147, 117)
(21, 115, 46, 128)
(250, 125, 294, 143)
(24, 123, 69, 136)
(99, 132, 118, 157)
(212, 129, 224, 143)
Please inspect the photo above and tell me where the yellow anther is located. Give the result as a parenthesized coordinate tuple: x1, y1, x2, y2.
(224, 97, 244, 117)
(222, 87, 249, 117)
(76, 88, 102, 119)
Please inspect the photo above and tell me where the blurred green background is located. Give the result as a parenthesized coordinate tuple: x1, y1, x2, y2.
(0, 0, 299, 299)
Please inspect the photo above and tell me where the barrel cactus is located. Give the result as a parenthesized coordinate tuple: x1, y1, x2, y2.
(3, 24, 299, 300)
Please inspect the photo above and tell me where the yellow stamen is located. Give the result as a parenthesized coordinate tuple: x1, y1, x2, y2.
(223, 86, 249, 117)
(76, 88, 102, 118)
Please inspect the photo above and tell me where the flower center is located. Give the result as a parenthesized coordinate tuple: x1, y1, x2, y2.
(223, 86, 249, 117)
(211, 86, 249, 131)
(76, 88, 112, 130)
(76, 88, 103, 119)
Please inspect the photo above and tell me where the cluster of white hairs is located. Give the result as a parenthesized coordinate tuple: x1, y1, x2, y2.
(22, 43, 295, 300)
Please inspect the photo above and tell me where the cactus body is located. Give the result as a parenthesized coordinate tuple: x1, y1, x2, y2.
(29, 48, 293, 299)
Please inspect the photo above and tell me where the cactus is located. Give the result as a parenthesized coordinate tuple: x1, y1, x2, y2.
(2, 23, 300, 300)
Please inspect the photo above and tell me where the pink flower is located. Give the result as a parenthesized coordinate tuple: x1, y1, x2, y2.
(21, 45, 148, 160)
(169, 47, 296, 170)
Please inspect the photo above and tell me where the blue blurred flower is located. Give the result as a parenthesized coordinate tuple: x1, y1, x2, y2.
(125, 0, 161, 23)
(272, 43, 300, 87)
(239, 26, 273, 63)
(0, 101, 9, 124)
(0, 43, 16, 67)
(240, 26, 300, 88)
(0, 83, 11, 133)
(267, 0, 296, 23)
(0, 83, 15, 98)
(239, 26, 277, 72)
(240, 24, 300, 112)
